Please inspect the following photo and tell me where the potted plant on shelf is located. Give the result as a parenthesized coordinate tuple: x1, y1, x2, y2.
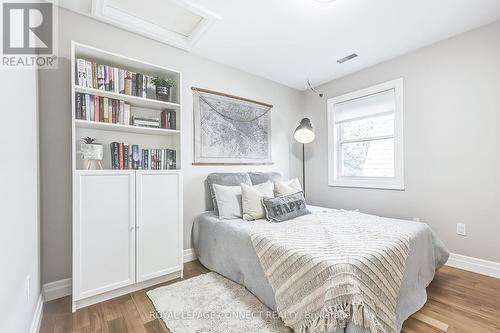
(152, 76, 176, 102)
(81, 136, 103, 169)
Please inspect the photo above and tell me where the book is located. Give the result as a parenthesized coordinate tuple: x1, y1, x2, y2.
(76, 59, 86, 86)
(85, 60, 92, 88)
(108, 66, 113, 92)
(110, 142, 119, 169)
(108, 98, 113, 123)
(75, 93, 82, 119)
(161, 110, 176, 129)
(123, 143, 129, 169)
(85, 94, 90, 121)
(141, 75, 147, 98)
(97, 64, 105, 90)
(131, 145, 139, 169)
(89, 95, 94, 121)
(92, 62, 98, 89)
(103, 97, 109, 122)
(113, 67, 119, 93)
(124, 71, 131, 95)
(99, 97, 104, 122)
(119, 69, 125, 94)
(131, 73, 136, 97)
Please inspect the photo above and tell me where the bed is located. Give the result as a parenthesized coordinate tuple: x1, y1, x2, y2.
(193, 173, 449, 333)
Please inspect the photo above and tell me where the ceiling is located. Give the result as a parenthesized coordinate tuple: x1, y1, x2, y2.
(59, 0, 500, 90)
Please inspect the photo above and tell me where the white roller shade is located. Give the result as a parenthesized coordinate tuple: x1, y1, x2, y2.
(334, 89, 396, 123)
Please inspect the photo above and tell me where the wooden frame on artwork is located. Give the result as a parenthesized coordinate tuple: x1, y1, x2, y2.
(192, 87, 274, 165)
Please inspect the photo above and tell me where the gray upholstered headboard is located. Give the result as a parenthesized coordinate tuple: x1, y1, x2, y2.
(204, 172, 282, 211)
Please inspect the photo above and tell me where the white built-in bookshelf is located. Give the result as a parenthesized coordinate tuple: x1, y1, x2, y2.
(71, 41, 183, 311)
(71, 41, 182, 171)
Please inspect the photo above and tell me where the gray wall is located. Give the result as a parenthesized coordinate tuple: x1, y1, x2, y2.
(302, 21, 500, 263)
(0, 70, 41, 332)
(39, 9, 303, 284)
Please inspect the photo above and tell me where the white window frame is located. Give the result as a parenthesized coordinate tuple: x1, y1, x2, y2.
(327, 78, 404, 190)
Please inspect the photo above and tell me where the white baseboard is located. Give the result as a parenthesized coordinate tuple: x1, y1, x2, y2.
(446, 253, 500, 279)
(43, 278, 72, 302)
(43, 250, 197, 303)
(29, 294, 43, 333)
(184, 248, 197, 262)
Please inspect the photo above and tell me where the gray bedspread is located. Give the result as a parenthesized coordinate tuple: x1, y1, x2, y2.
(192, 206, 449, 333)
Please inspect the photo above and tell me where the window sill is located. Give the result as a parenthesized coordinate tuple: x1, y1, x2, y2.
(328, 178, 405, 191)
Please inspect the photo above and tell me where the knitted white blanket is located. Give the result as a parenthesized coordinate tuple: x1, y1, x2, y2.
(250, 211, 410, 333)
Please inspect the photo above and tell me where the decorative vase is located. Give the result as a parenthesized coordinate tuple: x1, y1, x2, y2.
(156, 86, 171, 102)
(81, 143, 103, 161)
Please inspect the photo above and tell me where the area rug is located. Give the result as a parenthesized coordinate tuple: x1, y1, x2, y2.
(147, 272, 290, 333)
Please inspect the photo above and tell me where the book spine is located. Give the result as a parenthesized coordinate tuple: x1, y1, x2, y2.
(98, 97, 103, 122)
(170, 111, 176, 130)
(103, 97, 108, 122)
(110, 143, 115, 169)
(94, 95, 99, 122)
(112, 99, 117, 124)
(85, 61, 92, 88)
(135, 74, 140, 97)
(132, 145, 139, 169)
(118, 143, 124, 170)
(75, 93, 82, 119)
(85, 94, 90, 121)
(142, 75, 147, 98)
(119, 69, 125, 94)
(114, 67, 119, 93)
(124, 144, 129, 170)
(108, 66, 113, 92)
(76, 59, 86, 86)
(92, 62, 98, 89)
(131, 73, 137, 97)
(125, 71, 131, 95)
(104, 65, 109, 91)
(97, 65, 105, 90)
(107, 99, 111, 123)
(90, 95, 94, 121)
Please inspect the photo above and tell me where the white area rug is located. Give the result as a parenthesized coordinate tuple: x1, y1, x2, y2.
(147, 272, 291, 333)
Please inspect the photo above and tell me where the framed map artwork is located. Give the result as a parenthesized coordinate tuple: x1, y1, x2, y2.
(192, 87, 273, 165)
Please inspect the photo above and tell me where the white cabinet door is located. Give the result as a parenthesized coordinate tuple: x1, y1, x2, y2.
(73, 171, 136, 300)
(136, 171, 182, 282)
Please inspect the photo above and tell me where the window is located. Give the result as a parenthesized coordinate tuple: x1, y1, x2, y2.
(328, 78, 404, 190)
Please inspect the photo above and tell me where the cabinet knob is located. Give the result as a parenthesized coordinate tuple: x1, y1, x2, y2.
(130, 226, 135, 231)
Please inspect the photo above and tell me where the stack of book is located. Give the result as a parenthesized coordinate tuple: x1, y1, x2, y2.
(160, 110, 176, 129)
(131, 116, 160, 128)
(75, 92, 131, 124)
(110, 142, 176, 170)
(76, 58, 157, 99)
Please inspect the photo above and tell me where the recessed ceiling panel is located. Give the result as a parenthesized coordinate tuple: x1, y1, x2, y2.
(92, 0, 219, 50)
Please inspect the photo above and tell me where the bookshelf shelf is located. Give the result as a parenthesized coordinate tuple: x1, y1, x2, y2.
(75, 119, 180, 136)
(75, 86, 180, 110)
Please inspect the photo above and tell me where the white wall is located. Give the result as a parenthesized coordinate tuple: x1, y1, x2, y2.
(302, 21, 500, 263)
(39, 8, 303, 285)
(0, 70, 41, 332)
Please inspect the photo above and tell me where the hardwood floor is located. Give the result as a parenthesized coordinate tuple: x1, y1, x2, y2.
(40, 261, 500, 333)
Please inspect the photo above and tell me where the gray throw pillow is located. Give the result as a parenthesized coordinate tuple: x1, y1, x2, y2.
(262, 191, 310, 222)
(249, 172, 282, 185)
(206, 173, 252, 214)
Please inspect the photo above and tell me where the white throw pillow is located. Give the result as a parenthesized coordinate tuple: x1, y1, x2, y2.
(241, 181, 274, 220)
(274, 178, 302, 196)
(212, 184, 242, 219)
